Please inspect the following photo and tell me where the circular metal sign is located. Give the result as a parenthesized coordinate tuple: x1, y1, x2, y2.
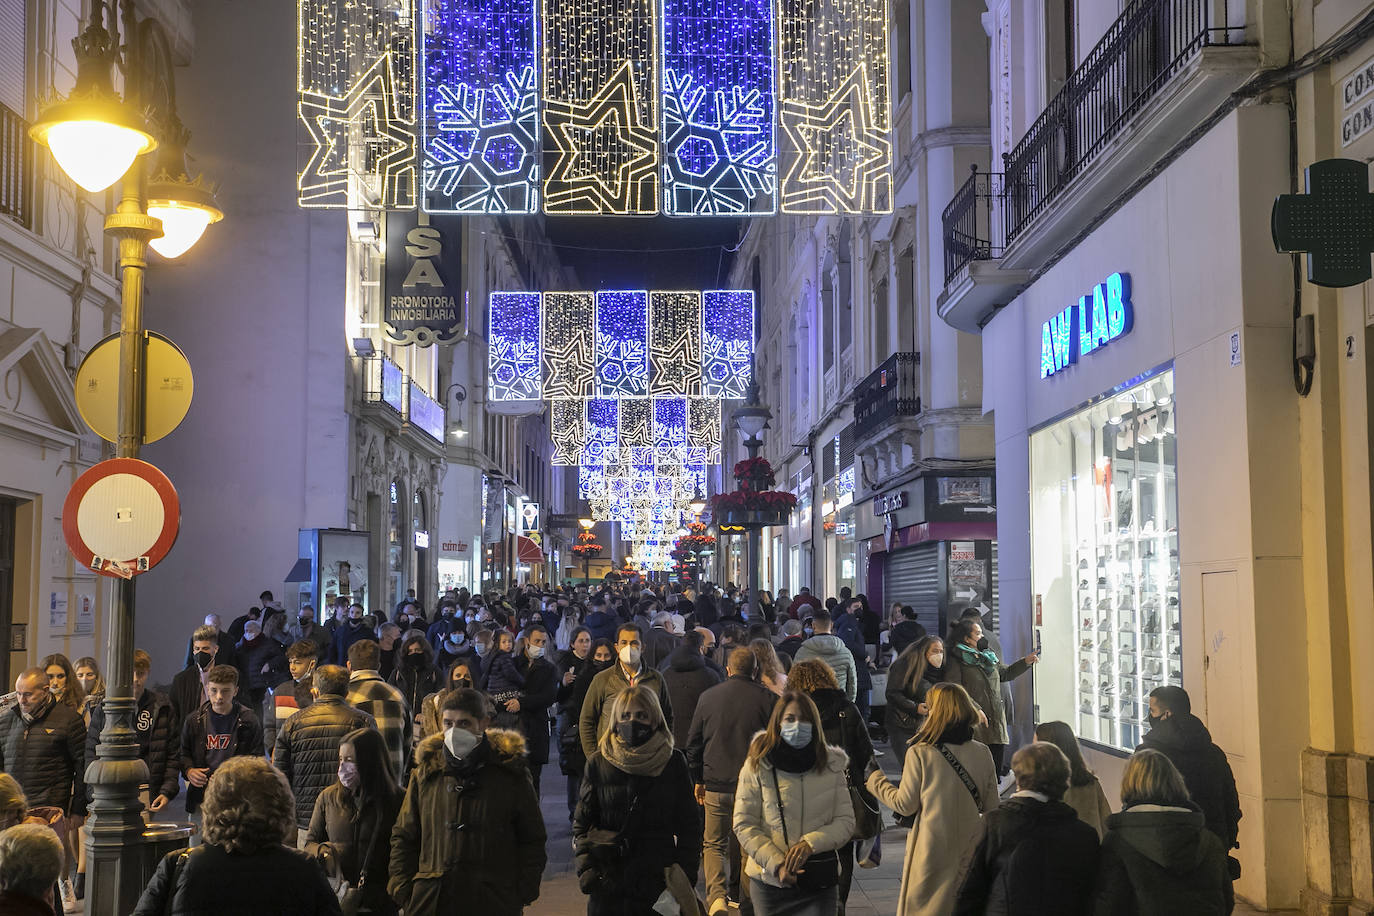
(62, 459, 180, 579)
(75, 332, 194, 444)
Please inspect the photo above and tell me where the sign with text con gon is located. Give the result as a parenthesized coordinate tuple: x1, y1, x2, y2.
(383, 212, 465, 346)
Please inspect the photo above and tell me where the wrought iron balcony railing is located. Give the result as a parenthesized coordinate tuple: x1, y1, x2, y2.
(0, 102, 35, 230)
(943, 166, 1003, 285)
(362, 354, 406, 415)
(1001, 0, 1244, 245)
(853, 352, 920, 442)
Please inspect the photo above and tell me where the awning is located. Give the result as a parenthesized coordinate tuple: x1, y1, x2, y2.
(515, 535, 544, 564)
(284, 558, 313, 583)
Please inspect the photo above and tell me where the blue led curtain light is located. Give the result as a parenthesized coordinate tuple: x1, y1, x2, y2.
(595, 290, 651, 398)
(702, 289, 754, 398)
(488, 292, 543, 400)
(660, 0, 776, 215)
(421, 0, 540, 212)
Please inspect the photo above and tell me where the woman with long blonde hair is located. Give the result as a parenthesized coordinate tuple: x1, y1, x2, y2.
(865, 682, 998, 915)
(749, 638, 787, 696)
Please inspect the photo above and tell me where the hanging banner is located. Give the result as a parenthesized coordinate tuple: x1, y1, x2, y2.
(383, 211, 465, 346)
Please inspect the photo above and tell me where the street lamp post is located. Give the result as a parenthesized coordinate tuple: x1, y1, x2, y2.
(731, 382, 772, 609)
(579, 517, 594, 583)
(30, 2, 222, 913)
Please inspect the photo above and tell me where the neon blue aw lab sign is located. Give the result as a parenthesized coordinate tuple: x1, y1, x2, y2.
(1040, 272, 1133, 379)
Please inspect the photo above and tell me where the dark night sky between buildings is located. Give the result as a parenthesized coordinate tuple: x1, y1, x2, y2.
(544, 215, 744, 290)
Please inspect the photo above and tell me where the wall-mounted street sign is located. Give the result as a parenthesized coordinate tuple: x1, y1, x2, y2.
(1272, 158, 1374, 288)
(75, 332, 193, 444)
(384, 211, 464, 346)
(62, 459, 180, 579)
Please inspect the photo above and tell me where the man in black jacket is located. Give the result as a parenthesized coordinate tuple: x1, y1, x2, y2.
(642, 612, 681, 670)
(171, 624, 233, 738)
(179, 665, 263, 818)
(1141, 685, 1242, 852)
(686, 648, 777, 916)
(0, 668, 87, 817)
(86, 649, 178, 812)
(273, 664, 375, 845)
(660, 631, 721, 749)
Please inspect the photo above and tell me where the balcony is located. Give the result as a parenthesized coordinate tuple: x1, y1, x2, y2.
(854, 352, 920, 442)
(0, 102, 35, 230)
(938, 0, 1256, 333)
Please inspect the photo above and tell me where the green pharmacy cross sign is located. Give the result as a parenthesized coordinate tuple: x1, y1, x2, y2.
(1272, 158, 1374, 288)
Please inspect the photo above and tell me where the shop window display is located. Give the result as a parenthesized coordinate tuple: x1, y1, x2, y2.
(1030, 370, 1181, 752)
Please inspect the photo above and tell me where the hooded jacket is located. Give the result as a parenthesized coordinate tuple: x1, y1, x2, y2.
(1091, 806, 1233, 915)
(0, 698, 87, 815)
(953, 795, 1100, 916)
(1137, 714, 1241, 849)
(388, 730, 547, 916)
(86, 688, 179, 803)
(273, 694, 377, 827)
(793, 634, 859, 701)
(660, 645, 722, 749)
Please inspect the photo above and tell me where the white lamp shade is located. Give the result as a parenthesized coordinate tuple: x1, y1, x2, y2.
(147, 201, 215, 258)
(45, 120, 150, 193)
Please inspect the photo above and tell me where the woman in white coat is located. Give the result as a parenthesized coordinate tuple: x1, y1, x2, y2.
(865, 682, 998, 916)
(734, 690, 856, 916)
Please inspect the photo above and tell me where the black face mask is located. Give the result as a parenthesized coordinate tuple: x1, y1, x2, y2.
(452, 678, 473, 690)
(348, 618, 363, 628)
(1147, 712, 1163, 728)
(404, 653, 426, 668)
(194, 651, 214, 670)
(615, 720, 654, 747)
(593, 658, 614, 671)
(298, 616, 312, 628)
(976, 636, 990, 651)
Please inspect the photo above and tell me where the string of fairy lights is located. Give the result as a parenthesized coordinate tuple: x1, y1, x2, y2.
(297, 0, 891, 214)
(491, 289, 754, 568)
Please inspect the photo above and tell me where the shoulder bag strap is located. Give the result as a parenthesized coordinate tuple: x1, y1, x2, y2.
(769, 766, 791, 848)
(935, 743, 983, 811)
(163, 849, 191, 916)
(352, 804, 383, 888)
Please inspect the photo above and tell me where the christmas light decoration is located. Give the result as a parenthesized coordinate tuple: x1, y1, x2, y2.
(702, 289, 754, 398)
(596, 290, 651, 398)
(660, 0, 776, 214)
(541, 0, 659, 214)
(551, 398, 585, 464)
(420, 0, 540, 213)
(776, 0, 891, 213)
(543, 292, 597, 399)
(649, 291, 703, 396)
(488, 292, 542, 400)
(688, 396, 722, 463)
(298, 0, 417, 209)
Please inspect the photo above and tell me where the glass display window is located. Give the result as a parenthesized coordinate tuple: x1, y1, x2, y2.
(1030, 369, 1181, 752)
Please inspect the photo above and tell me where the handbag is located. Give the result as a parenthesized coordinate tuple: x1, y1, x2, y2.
(336, 809, 383, 916)
(769, 768, 840, 893)
(848, 784, 882, 840)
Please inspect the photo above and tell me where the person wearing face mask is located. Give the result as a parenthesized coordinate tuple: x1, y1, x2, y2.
(555, 628, 596, 819)
(290, 605, 330, 662)
(424, 602, 460, 649)
(943, 614, 1038, 777)
(490, 626, 558, 796)
(273, 665, 376, 847)
(263, 640, 320, 758)
(578, 624, 675, 760)
(734, 690, 855, 916)
(389, 689, 547, 915)
(170, 624, 236, 740)
(387, 633, 441, 726)
(417, 661, 477, 742)
(304, 728, 402, 916)
(328, 603, 372, 666)
(885, 635, 947, 767)
(574, 686, 701, 916)
(435, 623, 478, 672)
(235, 618, 287, 709)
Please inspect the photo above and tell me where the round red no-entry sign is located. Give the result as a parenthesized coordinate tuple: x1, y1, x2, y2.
(62, 459, 180, 579)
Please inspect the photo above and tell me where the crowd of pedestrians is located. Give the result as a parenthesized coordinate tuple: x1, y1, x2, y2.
(0, 581, 1243, 916)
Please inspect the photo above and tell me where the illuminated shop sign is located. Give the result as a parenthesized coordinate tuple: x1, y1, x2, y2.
(1040, 272, 1133, 379)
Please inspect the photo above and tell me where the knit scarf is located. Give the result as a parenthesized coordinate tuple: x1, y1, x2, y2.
(599, 727, 674, 777)
(954, 641, 1000, 672)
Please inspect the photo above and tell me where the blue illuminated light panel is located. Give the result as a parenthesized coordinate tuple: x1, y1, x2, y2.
(595, 291, 650, 398)
(584, 399, 621, 465)
(654, 397, 689, 463)
(488, 292, 542, 400)
(541, 0, 660, 214)
(660, 0, 776, 215)
(421, 0, 540, 212)
(701, 290, 755, 397)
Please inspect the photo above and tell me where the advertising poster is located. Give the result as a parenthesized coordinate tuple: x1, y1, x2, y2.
(74, 594, 95, 636)
(948, 541, 987, 589)
(319, 530, 371, 610)
(49, 592, 67, 630)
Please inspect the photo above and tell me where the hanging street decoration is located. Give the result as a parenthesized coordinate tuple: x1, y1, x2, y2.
(297, 0, 888, 215)
(712, 456, 797, 531)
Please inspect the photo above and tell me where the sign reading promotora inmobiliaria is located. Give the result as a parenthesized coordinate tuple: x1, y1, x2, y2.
(383, 212, 464, 346)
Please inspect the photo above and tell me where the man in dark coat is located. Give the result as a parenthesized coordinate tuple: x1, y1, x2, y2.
(889, 605, 927, 656)
(953, 742, 1100, 915)
(686, 648, 777, 916)
(642, 612, 681, 670)
(660, 631, 722, 749)
(171, 624, 234, 738)
(774, 619, 805, 660)
(582, 596, 619, 643)
(328, 603, 373, 665)
(578, 623, 674, 758)
(179, 665, 263, 816)
(182, 613, 238, 671)
(1140, 685, 1242, 852)
(389, 689, 547, 915)
(86, 650, 178, 811)
(274, 664, 376, 840)
(496, 626, 558, 796)
(0, 668, 86, 816)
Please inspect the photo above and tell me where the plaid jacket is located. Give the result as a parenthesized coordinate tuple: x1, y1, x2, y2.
(346, 671, 411, 780)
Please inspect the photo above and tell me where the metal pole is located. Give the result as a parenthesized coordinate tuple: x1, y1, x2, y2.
(746, 435, 762, 609)
(86, 165, 162, 916)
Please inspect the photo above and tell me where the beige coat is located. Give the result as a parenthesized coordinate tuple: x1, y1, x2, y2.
(1063, 775, 1113, 839)
(733, 746, 856, 888)
(866, 739, 999, 916)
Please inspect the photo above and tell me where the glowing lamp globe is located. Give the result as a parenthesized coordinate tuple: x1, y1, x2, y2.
(145, 194, 222, 258)
(30, 93, 155, 193)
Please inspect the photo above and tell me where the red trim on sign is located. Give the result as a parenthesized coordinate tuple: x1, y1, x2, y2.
(62, 458, 181, 579)
(866, 520, 999, 553)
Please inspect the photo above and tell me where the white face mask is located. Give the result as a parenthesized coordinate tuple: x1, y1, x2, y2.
(527, 645, 545, 659)
(444, 725, 481, 758)
(618, 645, 642, 667)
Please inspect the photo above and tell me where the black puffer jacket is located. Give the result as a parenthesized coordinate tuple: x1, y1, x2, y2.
(0, 698, 87, 815)
(953, 795, 1100, 916)
(809, 687, 876, 796)
(272, 695, 376, 827)
(86, 688, 179, 802)
(660, 646, 721, 749)
(388, 662, 441, 723)
(1092, 806, 1233, 915)
(132, 841, 341, 916)
(1137, 714, 1241, 850)
(574, 749, 701, 916)
(180, 702, 264, 814)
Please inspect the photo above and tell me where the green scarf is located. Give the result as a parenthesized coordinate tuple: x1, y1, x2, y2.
(954, 641, 1000, 673)
(599, 726, 675, 777)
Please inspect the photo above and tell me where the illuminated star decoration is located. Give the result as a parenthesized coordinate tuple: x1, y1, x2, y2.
(779, 64, 891, 213)
(545, 62, 659, 214)
(299, 52, 417, 208)
(542, 292, 596, 399)
(649, 290, 703, 396)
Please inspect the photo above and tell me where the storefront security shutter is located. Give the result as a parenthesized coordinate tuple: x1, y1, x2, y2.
(838, 423, 855, 469)
(885, 542, 940, 638)
(822, 437, 837, 481)
(0, 0, 23, 114)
